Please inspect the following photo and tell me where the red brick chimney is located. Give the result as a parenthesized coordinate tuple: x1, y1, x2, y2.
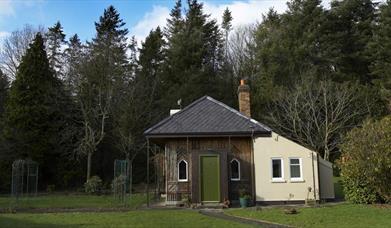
(238, 79, 251, 117)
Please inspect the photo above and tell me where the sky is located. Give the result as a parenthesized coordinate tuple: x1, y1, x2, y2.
(0, 0, 333, 44)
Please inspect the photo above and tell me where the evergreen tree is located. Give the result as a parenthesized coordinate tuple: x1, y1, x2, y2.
(64, 34, 84, 92)
(252, 0, 325, 120)
(222, 7, 233, 53)
(0, 70, 8, 116)
(165, 0, 184, 40)
(162, 0, 224, 108)
(3, 33, 67, 185)
(320, 0, 376, 83)
(368, 0, 391, 112)
(77, 5, 129, 181)
(128, 36, 138, 80)
(0, 69, 9, 191)
(46, 21, 67, 78)
(114, 27, 166, 193)
(220, 7, 236, 107)
(136, 27, 165, 125)
(252, 9, 284, 121)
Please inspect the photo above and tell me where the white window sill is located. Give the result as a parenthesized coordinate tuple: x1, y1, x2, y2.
(290, 179, 304, 183)
(231, 178, 240, 182)
(271, 179, 286, 183)
(178, 180, 188, 182)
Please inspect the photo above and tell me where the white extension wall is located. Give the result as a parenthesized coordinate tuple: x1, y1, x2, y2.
(253, 132, 333, 202)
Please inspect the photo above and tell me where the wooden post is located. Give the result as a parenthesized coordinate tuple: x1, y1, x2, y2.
(146, 138, 150, 207)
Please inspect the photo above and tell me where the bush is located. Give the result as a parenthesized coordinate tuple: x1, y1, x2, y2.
(84, 176, 103, 194)
(339, 117, 391, 203)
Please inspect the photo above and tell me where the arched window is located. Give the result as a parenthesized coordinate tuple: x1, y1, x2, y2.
(178, 160, 188, 182)
(230, 159, 240, 181)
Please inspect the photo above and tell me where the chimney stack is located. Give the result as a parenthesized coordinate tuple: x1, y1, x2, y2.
(238, 79, 251, 117)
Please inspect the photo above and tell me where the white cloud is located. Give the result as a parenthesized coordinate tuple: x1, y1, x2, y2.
(128, 0, 334, 43)
(203, 0, 288, 27)
(130, 0, 292, 43)
(130, 5, 170, 44)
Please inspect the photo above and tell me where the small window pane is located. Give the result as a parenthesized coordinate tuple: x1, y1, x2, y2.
(231, 160, 239, 180)
(179, 161, 187, 180)
(290, 165, 301, 178)
(290, 159, 301, 179)
(290, 159, 300, 165)
(272, 159, 282, 178)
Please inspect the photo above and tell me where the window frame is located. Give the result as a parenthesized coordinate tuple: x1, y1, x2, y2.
(271, 158, 285, 182)
(230, 158, 241, 181)
(289, 157, 303, 182)
(178, 160, 188, 182)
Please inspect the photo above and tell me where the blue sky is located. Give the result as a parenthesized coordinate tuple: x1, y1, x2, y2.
(0, 0, 332, 43)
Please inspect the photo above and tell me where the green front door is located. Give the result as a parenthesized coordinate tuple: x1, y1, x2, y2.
(200, 155, 220, 202)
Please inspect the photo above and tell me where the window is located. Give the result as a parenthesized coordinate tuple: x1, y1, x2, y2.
(230, 159, 240, 181)
(178, 160, 188, 182)
(289, 158, 303, 181)
(271, 158, 284, 182)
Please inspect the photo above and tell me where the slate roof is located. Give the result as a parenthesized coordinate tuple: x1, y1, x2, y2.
(144, 96, 271, 138)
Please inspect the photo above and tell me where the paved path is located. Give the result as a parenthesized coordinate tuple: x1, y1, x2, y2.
(199, 209, 293, 228)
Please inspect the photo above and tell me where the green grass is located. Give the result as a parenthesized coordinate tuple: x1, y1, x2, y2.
(226, 203, 391, 228)
(0, 210, 255, 228)
(0, 194, 146, 209)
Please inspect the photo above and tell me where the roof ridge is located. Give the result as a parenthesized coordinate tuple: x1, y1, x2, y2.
(205, 96, 271, 131)
(144, 96, 210, 135)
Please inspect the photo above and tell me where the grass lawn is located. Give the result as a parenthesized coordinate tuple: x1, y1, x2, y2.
(226, 203, 391, 228)
(0, 210, 255, 228)
(0, 193, 146, 210)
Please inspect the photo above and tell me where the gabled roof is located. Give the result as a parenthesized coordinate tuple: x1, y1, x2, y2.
(144, 96, 271, 138)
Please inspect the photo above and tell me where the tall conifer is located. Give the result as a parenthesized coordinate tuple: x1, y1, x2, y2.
(47, 21, 67, 78)
(3, 33, 66, 184)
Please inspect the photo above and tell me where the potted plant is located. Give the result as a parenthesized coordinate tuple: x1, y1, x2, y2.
(238, 188, 251, 208)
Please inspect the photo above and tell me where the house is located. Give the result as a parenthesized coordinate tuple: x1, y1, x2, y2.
(144, 80, 334, 206)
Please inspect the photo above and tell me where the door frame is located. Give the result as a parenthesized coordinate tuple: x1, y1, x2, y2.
(199, 154, 221, 203)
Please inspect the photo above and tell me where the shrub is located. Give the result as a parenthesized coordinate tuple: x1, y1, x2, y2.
(84, 176, 103, 194)
(46, 184, 55, 193)
(339, 117, 391, 203)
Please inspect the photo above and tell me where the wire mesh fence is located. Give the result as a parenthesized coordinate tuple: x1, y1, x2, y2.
(11, 159, 38, 199)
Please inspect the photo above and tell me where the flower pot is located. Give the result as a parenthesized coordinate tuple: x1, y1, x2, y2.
(239, 197, 249, 208)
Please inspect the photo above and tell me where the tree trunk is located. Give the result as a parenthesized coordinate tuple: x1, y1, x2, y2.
(129, 162, 133, 206)
(87, 152, 92, 181)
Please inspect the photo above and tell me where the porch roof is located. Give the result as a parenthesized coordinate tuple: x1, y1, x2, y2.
(144, 96, 271, 138)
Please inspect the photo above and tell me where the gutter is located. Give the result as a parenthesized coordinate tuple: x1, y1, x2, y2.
(317, 153, 322, 202)
(144, 132, 272, 138)
(311, 152, 316, 201)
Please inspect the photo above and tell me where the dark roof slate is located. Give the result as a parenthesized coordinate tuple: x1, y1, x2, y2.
(144, 96, 271, 137)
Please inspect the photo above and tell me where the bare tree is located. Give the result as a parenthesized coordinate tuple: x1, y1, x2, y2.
(75, 58, 113, 181)
(227, 25, 257, 81)
(267, 79, 370, 161)
(114, 85, 140, 198)
(0, 25, 45, 80)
